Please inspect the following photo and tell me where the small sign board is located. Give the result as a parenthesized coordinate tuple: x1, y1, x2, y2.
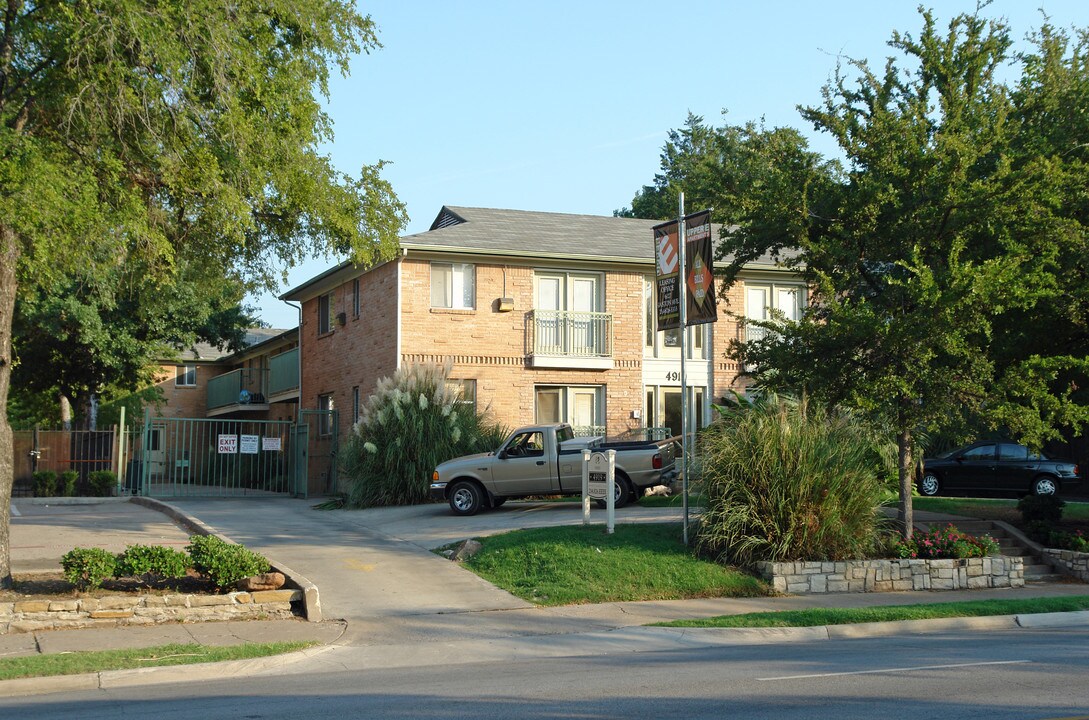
(217, 434, 238, 454)
(587, 452, 610, 500)
(262, 436, 282, 452)
(239, 434, 259, 454)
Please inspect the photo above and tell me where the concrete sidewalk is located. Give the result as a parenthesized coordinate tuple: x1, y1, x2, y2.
(4, 495, 1088, 693)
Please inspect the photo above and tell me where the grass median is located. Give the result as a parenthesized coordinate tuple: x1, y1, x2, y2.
(651, 596, 1089, 628)
(450, 522, 768, 606)
(0, 641, 316, 682)
(913, 496, 1089, 521)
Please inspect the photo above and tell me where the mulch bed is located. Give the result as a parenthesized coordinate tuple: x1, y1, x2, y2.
(1, 571, 221, 602)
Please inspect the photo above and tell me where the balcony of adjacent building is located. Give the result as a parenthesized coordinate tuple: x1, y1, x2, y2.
(527, 310, 613, 370)
(206, 348, 299, 416)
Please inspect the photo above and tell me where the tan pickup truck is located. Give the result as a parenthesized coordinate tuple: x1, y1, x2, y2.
(430, 423, 677, 516)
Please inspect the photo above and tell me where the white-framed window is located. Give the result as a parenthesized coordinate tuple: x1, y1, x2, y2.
(745, 283, 805, 342)
(445, 379, 477, 409)
(175, 365, 196, 387)
(318, 292, 335, 334)
(352, 279, 361, 318)
(535, 385, 604, 436)
(318, 393, 335, 436)
(643, 276, 706, 359)
(431, 262, 475, 309)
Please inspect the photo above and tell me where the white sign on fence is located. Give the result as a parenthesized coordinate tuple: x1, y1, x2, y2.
(217, 434, 238, 454)
(240, 434, 259, 454)
(262, 436, 282, 452)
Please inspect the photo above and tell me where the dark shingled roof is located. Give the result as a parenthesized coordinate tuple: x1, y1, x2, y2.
(174, 327, 293, 362)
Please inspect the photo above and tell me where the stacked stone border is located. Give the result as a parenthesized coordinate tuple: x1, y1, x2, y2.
(1041, 549, 1089, 583)
(2, 497, 323, 634)
(1, 588, 301, 634)
(757, 556, 1025, 594)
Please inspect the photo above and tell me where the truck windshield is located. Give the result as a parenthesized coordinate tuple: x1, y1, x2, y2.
(556, 426, 574, 443)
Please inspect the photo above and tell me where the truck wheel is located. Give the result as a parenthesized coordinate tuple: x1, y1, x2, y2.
(594, 476, 632, 509)
(449, 481, 483, 516)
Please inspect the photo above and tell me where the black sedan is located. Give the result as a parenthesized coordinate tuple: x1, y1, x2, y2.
(919, 441, 1080, 497)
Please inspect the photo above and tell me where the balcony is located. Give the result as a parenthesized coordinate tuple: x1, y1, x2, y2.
(528, 310, 613, 370)
(268, 348, 299, 401)
(207, 368, 270, 416)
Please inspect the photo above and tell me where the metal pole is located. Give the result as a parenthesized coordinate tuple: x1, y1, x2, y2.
(678, 193, 690, 546)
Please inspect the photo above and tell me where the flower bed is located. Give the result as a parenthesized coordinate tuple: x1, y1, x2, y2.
(757, 556, 1024, 594)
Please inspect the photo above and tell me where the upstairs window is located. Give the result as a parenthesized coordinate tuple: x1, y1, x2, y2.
(431, 263, 475, 309)
(175, 365, 196, 387)
(352, 279, 361, 318)
(318, 292, 335, 334)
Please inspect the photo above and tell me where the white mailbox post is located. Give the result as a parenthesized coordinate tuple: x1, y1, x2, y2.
(583, 448, 616, 534)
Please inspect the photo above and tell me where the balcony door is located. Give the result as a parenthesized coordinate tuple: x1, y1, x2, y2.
(536, 272, 602, 356)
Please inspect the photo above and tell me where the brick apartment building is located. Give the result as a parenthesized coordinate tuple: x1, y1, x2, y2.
(282, 206, 805, 441)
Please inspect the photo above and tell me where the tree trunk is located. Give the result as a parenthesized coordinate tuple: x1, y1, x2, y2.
(0, 223, 19, 589)
(897, 428, 914, 540)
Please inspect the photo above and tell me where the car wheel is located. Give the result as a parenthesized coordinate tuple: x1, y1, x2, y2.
(448, 481, 483, 516)
(1032, 476, 1058, 497)
(594, 475, 632, 509)
(919, 473, 941, 497)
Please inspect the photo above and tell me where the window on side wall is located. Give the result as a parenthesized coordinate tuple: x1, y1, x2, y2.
(431, 262, 475, 309)
(352, 279, 361, 318)
(318, 292, 335, 334)
(445, 379, 476, 409)
(318, 394, 335, 436)
(175, 365, 196, 387)
(352, 386, 360, 425)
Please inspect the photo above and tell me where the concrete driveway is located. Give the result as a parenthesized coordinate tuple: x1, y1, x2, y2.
(161, 497, 688, 644)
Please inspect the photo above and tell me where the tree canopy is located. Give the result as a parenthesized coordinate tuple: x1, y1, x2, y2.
(625, 9, 1089, 536)
(0, 0, 409, 588)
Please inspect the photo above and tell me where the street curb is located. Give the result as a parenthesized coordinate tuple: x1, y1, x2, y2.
(131, 497, 323, 622)
(0, 644, 339, 698)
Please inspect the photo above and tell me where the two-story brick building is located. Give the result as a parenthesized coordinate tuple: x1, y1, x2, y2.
(282, 206, 805, 441)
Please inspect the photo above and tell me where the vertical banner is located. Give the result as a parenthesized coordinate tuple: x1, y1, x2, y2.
(653, 219, 681, 331)
(653, 210, 717, 330)
(684, 210, 717, 326)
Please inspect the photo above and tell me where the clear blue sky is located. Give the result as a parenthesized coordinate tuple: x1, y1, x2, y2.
(250, 1, 1089, 328)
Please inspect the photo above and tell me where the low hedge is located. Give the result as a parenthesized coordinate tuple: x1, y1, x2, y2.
(59, 536, 271, 592)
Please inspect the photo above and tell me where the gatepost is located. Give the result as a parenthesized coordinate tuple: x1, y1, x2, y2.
(582, 448, 616, 534)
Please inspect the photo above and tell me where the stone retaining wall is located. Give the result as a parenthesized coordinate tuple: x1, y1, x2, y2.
(1, 589, 301, 634)
(756, 556, 1024, 594)
(1042, 548, 1089, 583)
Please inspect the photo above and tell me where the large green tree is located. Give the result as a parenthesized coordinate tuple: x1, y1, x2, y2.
(627, 10, 1089, 537)
(11, 258, 259, 428)
(0, 1, 408, 588)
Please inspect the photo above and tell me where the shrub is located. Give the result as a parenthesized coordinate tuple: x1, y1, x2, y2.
(116, 544, 190, 582)
(61, 548, 118, 590)
(59, 470, 79, 497)
(1018, 494, 1065, 525)
(32, 470, 57, 497)
(695, 393, 894, 568)
(87, 470, 117, 497)
(187, 535, 270, 590)
(1046, 529, 1089, 553)
(342, 362, 510, 508)
(894, 524, 999, 559)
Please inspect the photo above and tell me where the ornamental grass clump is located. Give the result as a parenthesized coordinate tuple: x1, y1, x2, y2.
(341, 362, 508, 508)
(695, 392, 894, 568)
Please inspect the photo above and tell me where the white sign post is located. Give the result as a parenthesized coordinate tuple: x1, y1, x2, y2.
(582, 449, 592, 525)
(585, 449, 616, 535)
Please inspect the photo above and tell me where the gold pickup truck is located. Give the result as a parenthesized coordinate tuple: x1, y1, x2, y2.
(430, 423, 677, 516)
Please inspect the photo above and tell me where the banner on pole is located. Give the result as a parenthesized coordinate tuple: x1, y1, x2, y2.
(653, 209, 717, 330)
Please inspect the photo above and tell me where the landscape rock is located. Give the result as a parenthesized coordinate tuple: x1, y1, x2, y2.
(236, 572, 286, 591)
(449, 539, 483, 562)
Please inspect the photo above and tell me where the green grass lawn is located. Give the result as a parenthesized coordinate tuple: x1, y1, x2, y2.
(913, 496, 1089, 521)
(651, 596, 1089, 628)
(0, 641, 316, 682)
(457, 523, 767, 606)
